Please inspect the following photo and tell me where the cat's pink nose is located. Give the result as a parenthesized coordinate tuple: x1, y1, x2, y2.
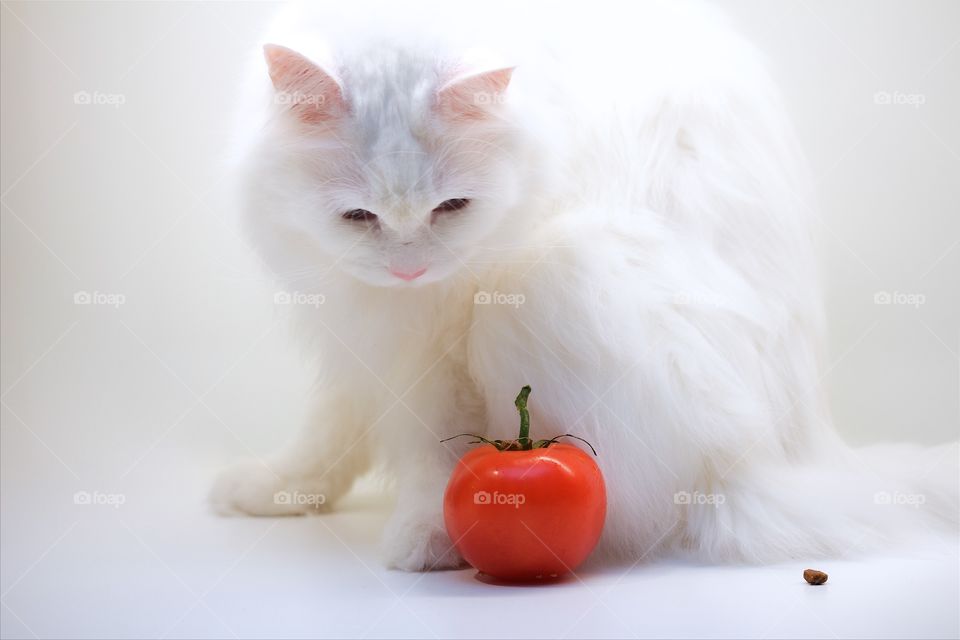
(390, 267, 427, 281)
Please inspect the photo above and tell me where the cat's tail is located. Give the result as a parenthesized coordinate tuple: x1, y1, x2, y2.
(681, 437, 959, 562)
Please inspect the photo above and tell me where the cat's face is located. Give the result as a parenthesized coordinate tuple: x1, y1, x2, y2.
(259, 44, 521, 288)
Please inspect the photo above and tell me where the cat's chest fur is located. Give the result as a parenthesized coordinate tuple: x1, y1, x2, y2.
(295, 272, 489, 405)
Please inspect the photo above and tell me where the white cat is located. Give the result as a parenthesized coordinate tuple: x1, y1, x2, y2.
(211, 0, 958, 570)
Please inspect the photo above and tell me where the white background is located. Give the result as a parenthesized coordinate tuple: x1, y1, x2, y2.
(1, 1, 958, 638)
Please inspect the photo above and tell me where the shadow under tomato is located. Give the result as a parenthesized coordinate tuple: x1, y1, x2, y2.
(473, 571, 579, 587)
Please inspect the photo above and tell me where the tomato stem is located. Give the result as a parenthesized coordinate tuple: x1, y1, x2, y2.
(515, 385, 532, 450)
(440, 386, 598, 455)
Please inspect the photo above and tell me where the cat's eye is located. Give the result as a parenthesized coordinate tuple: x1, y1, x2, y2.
(432, 198, 471, 214)
(342, 209, 378, 223)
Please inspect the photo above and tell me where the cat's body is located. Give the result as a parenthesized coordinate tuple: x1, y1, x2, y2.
(211, 0, 957, 569)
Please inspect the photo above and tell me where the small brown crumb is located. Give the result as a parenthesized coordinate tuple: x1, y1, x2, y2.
(803, 569, 828, 585)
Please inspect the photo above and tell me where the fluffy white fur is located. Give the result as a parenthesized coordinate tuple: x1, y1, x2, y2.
(211, 0, 958, 570)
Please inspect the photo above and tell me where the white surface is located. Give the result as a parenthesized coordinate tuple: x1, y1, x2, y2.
(2, 465, 958, 639)
(2, 1, 959, 638)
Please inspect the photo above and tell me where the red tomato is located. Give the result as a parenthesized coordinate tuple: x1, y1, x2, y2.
(444, 441, 606, 581)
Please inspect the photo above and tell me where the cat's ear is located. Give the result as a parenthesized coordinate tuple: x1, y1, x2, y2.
(436, 67, 514, 121)
(263, 44, 345, 124)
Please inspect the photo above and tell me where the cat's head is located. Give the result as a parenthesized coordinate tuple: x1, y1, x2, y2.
(251, 44, 524, 288)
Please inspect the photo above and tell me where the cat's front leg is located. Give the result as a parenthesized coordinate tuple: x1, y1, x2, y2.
(209, 389, 368, 516)
(377, 368, 481, 571)
(381, 460, 465, 571)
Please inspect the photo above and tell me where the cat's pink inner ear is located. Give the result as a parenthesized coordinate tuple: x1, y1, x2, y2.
(436, 67, 515, 121)
(263, 44, 345, 124)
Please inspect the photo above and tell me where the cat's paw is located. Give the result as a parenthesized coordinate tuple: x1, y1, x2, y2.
(382, 511, 466, 571)
(209, 460, 332, 516)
